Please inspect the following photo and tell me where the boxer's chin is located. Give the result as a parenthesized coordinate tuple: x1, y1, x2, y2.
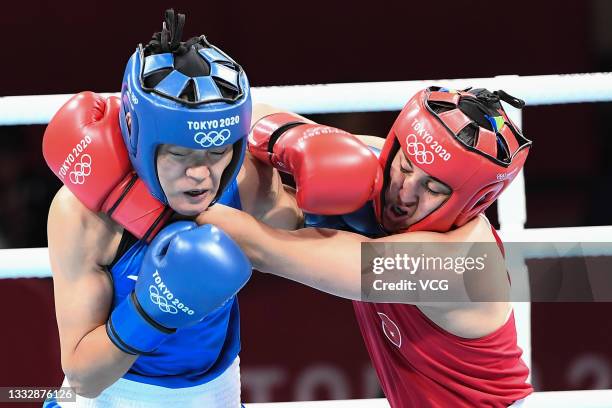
(381, 205, 414, 233)
(169, 191, 214, 216)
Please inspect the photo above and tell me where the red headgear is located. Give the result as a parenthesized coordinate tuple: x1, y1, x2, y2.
(373, 87, 531, 233)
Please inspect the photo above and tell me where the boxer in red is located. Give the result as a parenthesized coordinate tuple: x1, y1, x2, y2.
(199, 87, 533, 407)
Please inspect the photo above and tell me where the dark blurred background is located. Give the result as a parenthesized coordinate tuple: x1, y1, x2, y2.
(1, 0, 612, 406)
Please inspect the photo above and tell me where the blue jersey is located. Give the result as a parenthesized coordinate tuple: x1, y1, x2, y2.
(107, 179, 243, 388)
(304, 201, 385, 237)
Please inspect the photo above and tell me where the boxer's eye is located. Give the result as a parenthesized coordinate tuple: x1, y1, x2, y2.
(209, 148, 228, 156)
(425, 180, 451, 196)
(426, 185, 444, 196)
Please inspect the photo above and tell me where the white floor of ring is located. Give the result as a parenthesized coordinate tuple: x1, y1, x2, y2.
(245, 390, 612, 408)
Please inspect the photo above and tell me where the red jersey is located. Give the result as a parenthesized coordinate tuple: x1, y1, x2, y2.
(353, 229, 532, 407)
(353, 302, 532, 407)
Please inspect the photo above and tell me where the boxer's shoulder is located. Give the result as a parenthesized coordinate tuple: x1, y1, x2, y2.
(455, 214, 497, 243)
(48, 186, 124, 276)
(237, 151, 276, 216)
(237, 151, 302, 228)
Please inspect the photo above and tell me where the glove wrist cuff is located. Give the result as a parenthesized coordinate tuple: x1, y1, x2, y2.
(106, 292, 175, 355)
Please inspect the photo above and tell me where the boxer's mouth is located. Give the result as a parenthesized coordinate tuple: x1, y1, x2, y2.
(391, 204, 409, 217)
(185, 189, 208, 197)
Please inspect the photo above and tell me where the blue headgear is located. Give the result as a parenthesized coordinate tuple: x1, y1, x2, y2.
(119, 35, 251, 205)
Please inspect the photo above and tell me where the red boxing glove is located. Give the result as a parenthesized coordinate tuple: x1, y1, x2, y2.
(43, 92, 170, 240)
(249, 112, 382, 214)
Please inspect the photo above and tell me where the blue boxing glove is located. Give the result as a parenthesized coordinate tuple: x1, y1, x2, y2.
(106, 221, 252, 355)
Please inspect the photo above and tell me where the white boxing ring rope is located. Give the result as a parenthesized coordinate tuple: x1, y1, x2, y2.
(3, 72, 612, 124)
(1, 72, 611, 407)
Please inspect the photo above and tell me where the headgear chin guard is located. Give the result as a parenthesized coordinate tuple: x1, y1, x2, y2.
(374, 87, 531, 233)
(119, 9, 251, 205)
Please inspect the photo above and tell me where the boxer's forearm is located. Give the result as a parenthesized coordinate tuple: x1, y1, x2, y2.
(63, 324, 137, 398)
(200, 206, 506, 307)
(256, 226, 364, 300)
(212, 208, 363, 300)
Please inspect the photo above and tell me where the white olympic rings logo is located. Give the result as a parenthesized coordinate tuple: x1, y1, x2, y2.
(148, 285, 178, 315)
(405, 134, 434, 165)
(69, 154, 92, 185)
(193, 129, 231, 148)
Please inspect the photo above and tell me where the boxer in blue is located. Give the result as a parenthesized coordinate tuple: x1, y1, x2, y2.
(43, 10, 384, 406)
(43, 9, 255, 407)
